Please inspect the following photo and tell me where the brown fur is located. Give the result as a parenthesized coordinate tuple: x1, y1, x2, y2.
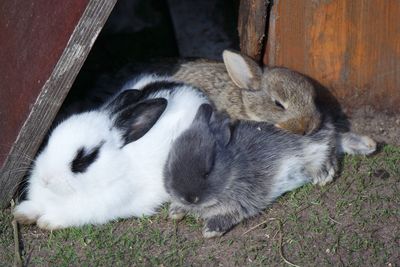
(172, 60, 248, 118)
(171, 51, 321, 134)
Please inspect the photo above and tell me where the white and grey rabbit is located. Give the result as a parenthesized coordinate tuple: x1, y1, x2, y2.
(164, 104, 338, 238)
(13, 75, 209, 230)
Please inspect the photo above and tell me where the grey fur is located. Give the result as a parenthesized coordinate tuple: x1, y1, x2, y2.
(164, 104, 337, 238)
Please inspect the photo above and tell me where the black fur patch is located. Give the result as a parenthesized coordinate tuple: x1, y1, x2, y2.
(71, 143, 103, 173)
(140, 81, 183, 98)
(113, 98, 167, 145)
(104, 90, 143, 114)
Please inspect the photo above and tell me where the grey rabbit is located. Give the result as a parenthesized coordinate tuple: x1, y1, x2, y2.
(164, 104, 338, 238)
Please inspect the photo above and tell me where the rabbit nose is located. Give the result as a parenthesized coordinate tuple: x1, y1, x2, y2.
(275, 118, 308, 135)
(276, 116, 320, 135)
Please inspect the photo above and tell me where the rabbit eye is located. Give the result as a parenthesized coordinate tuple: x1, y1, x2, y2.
(274, 100, 286, 110)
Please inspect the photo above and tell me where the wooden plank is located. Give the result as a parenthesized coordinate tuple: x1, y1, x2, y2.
(238, 0, 269, 62)
(264, 0, 400, 114)
(0, 0, 117, 208)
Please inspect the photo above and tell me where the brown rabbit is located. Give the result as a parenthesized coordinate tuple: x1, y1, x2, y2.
(168, 50, 376, 155)
(172, 51, 320, 135)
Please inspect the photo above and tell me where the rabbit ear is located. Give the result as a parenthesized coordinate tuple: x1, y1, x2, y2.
(104, 89, 143, 113)
(114, 98, 167, 145)
(223, 50, 262, 90)
(211, 114, 232, 147)
(194, 104, 213, 124)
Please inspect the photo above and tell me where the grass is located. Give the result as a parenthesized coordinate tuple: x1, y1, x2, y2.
(0, 145, 399, 266)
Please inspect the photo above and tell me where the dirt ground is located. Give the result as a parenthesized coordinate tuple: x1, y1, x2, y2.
(349, 107, 400, 146)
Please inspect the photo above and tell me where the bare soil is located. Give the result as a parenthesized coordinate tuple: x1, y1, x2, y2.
(349, 106, 400, 146)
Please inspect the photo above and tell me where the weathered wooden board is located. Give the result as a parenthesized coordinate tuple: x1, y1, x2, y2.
(265, 0, 400, 114)
(238, 0, 269, 62)
(0, 0, 117, 208)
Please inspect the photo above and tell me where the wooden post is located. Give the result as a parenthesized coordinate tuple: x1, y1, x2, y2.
(264, 0, 400, 114)
(238, 0, 269, 62)
(0, 0, 117, 208)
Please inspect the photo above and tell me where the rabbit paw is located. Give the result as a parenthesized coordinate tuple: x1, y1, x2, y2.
(339, 133, 377, 155)
(13, 201, 41, 225)
(37, 214, 67, 231)
(312, 158, 337, 186)
(316, 164, 335, 186)
(202, 214, 237, 238)
(202, 227, 224, 238)
(168, 205, 187, 220)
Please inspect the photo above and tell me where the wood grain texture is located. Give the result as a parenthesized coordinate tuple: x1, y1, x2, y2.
(238, 0, 269, 62)
(0, 0, 117, 208)
(264, 0, 400, 114)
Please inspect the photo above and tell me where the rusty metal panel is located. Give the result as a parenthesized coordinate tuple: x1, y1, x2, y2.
(264, 0, 400, 114)
(0, 0, 89, 166)
(0, 0, 117, 208)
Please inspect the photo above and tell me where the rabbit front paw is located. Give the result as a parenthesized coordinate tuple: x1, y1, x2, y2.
(168, 204, 187, 220)
(203, 227, 224, 238)
(312, 157, 337, 186)
(315, 164, 336, 186)
(13, 201, 41, 225)
(37, 214, 68, 231)
(203, 214, 237, 238)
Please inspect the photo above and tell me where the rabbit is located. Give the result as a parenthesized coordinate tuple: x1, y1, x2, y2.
(89, 50, 376, 155)
(13, 74, 210, 230)
(164, 104, 339, 238)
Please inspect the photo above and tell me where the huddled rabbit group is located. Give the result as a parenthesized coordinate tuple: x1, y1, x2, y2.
(14, 50, 376, 238)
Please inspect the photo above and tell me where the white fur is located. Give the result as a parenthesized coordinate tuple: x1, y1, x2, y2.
(270, 141, 330, 199)
(14, 75, 209, 230)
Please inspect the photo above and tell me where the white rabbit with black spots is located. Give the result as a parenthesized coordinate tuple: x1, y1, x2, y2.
(14, 75, 209, 230)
